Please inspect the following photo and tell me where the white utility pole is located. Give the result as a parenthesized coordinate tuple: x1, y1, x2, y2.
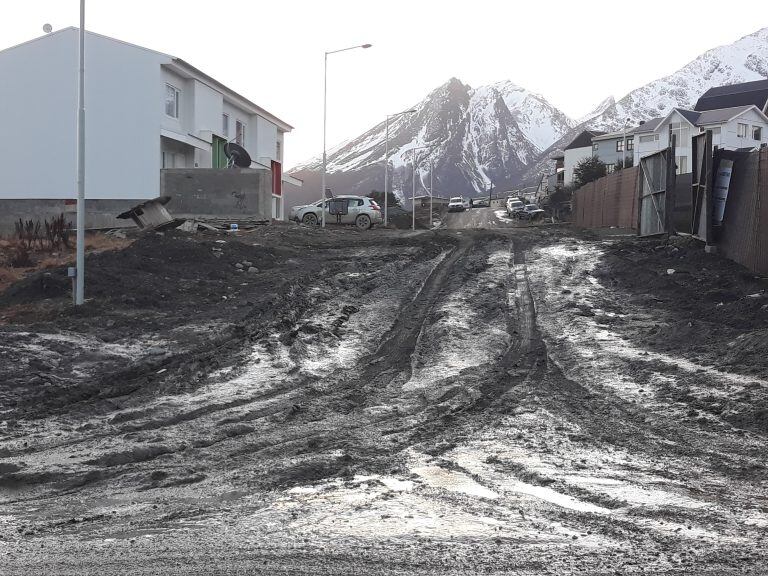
(622, 117, 630, 169)
(321, 43, 372, 228)
(429, 159, 434, 229)
(410, 145, 432, 230)
(411, 155, 416, 231)
(384, 109, 416, 226)
(75, 0, 86, 305)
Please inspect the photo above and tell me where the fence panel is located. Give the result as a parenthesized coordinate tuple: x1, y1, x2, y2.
(572, 166, 639, 229)
(718, 148, 768, 273)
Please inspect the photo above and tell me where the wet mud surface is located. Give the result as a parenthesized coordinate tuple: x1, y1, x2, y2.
(1, 213, 766, 574)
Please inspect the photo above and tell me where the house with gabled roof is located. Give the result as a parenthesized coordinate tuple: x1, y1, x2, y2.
(0, 27, 299, 221)
(694, 79, 768, 114)
(563, 130, 606, 186)
(631, 105, 768, 174)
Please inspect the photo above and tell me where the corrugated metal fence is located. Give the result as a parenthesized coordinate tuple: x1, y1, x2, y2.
(717, 148, 768, 274)
(571, 148, 768, 275)
(572, 167, 639, 229)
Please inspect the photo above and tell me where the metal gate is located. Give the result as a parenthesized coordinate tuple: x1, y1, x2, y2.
(638, 147, 676, 236)
(691, 131, 713, 242)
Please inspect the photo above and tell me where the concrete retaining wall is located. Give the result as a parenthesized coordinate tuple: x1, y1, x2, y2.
(160, 168, 272, 221)
(0, 168, 273, 236)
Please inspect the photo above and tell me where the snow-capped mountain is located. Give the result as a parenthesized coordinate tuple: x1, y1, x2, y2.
(289, 78, 575, 203)
(289, 27, 768, 207)
(523, 26, 768, 183)
(585, 27, 768, 133)
(577, 96, 616, 125)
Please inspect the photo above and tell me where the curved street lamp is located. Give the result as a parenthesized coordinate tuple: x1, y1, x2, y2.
(321, 43, 372, 228)
(383, 108, 417, 226)
(410, 145, 433, 230)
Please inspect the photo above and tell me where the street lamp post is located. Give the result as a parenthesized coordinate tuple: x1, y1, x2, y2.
(384, 109, 416, 226)
(622, 116, 631, 169)
(429, 159, 434, 230)
(75, 0, 85, 305)
(321, 43, 372, 228)
(410, 145, 432, 230)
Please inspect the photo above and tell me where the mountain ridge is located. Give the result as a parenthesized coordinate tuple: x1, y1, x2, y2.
(288, 26, 768, 207)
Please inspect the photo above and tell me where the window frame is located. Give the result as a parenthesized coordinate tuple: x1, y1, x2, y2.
(753, 125, 762, 141)
(616, 139, 624, 152)
(235, 120, 246, 146)
(222, 113, 230, 137)
(737, 123, 748, 138)
(165, 83, 180, 119)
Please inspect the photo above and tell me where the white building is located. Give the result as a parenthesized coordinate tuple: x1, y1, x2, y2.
(563, 130, 606, 186)
(632, 106, 768, 174)
(0, 28, 299, 219)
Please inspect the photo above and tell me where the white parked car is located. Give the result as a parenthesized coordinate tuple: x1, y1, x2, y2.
(448, 196, 470, 212)
(289, 195, 383, 230)
(506, 198, 525, 217)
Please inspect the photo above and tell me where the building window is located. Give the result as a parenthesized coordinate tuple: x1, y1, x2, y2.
(669, 122, 689, 148)
(592, 143, 599, 152)
(627, 138, 634, 151)
(738, 123, 748, 138)
(222, 114, 229, 137)
(276, 140, 282, 162)
(235, 120, 245, 146)
(753, 126, 762, 140)
(165, 84, 179, 118)
(606, 164, 615, 174)
(638, 134, 658, 143)
(616, 140, 624, 152)
(675, 156, 688, 175)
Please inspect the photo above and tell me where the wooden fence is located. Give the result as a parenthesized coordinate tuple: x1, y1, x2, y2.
(717, 147, 768, 274)
(571, 167, 639, 229)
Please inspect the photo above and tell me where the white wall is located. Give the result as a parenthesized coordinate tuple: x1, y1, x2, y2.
(564, 146, 592, 185)
(719, 108, 768, 150)
(0, 29, 167, 199)
(0, 29, 288, 200)
(256, 115, 278, 164)
(0, 31, 77, 199)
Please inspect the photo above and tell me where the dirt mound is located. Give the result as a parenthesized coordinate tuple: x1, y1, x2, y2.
(0, 232, 285, 308)
(598, 235, 768, 332)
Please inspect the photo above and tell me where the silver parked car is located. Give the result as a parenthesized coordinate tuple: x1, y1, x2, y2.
(289, 195, 383, 230)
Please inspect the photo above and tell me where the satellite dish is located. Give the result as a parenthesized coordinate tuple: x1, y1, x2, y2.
(43, 23, 53, 34)
(224, 142, 252, 168)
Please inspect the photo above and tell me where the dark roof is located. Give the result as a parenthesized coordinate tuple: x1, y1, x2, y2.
(676, 108, 701, 125)
(631, 117, 664, 134)
(564, 130, 606, 150)
(694, 79, 768, 112)
(696, 105, 756, 125)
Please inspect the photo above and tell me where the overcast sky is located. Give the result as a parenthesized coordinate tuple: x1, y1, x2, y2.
(3, 1, 767, 167)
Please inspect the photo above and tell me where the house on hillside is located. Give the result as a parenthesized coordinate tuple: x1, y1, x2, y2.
(632, 106, 768, 173)
(547, 153, 565, 191)
(695, 79, 768, 113)
(0, 27, 300, 225)
(591, 131, 634, 173)
(563, 130, 606, 186)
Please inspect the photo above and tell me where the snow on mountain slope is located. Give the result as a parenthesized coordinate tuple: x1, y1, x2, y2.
(491, 81, 576, 150)
(577, 96, 616, 125)
(290, 26, 768, 204)
(289, 77, 569, 199)
(585, 27, 768, 132)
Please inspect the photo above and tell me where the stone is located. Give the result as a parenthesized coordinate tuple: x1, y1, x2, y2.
(247, 267, 258, 273)
(235, 263, 244, 269)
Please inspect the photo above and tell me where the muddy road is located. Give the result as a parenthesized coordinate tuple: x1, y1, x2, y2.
(1, 220, 767, 574)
